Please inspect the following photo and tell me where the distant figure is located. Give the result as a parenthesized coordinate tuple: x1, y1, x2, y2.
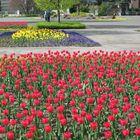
(44, 10, 51, 22)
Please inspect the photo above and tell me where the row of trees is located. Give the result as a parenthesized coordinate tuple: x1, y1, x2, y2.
(9, 0, 37, 15)
(34, 0, 81, 22)
(10, 0, 131, 22)
(33, 0, 128, 22)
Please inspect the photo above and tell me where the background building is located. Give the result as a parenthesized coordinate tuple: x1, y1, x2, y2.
(131, 0, 140, 8)
(0, 0, 9, 14)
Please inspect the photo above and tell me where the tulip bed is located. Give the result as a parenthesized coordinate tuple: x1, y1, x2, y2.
(12, 29, 68, 43)
(0, 30, 99, 47)
(0, 51, 140, 140)
(0, 22, 28, 29)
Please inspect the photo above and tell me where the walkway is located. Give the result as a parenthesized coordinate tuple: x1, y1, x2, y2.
(0, 16, 140, 54)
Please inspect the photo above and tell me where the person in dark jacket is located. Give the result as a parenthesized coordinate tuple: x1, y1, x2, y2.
(44, 9, 51, 22)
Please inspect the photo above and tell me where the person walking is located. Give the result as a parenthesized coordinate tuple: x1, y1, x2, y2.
(44, 9, 51, 22)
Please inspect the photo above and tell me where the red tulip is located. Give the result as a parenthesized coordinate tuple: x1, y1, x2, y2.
(34, 99, 40, 105)
(108, 115, 115, 122)
(103, 122, 111, 128)
(93, 109, 100, 116)
(20, 102, 26, 108)
(71, 108, 78, 114)
(29, 125, 36, 132)
(7, 131, 14, 139)
(63, 132, 71, 139)
(60, 118, 67, 125)
(127, 112, 135, 119)
(26, 115, 34, 123)
(21, 110, 28, 116)
(37, 111, 43, 118)
(119, 119, 128, 126)
(0, 89, 4, 95)
(1, 100, 7, 106)
(122, 129, 129, 136)
(70, 100, 76, 106)
(47, 105, 54, 113)
(57, 114, 65, 120)
(135, 105, 140, 114)
(21, 119, 29, 127)
(86, 88, 92, 96)
(122, 105, 128, 112)
(2, 109, 9, 115)
(57, 105, 64, 113)
(16, 113, 22, 119)
(10, 120, 16, 126)
(90, 122, 98, 130)
(53, 98, 59, 104)
(104, 131, 112, 139)
(44, 125, 52, 133)
(31, 109, 37, 116)
(77, 117, 84, 124)
(123, 97, 129, 102)
(135, 128, 140, 136)
(111, 108, 119, 115)
(9, 96, 15, 103)
(4, 93, 10, 98)
(86, 114, 92, 121)
(79, 103, 85, 109)
(133, 85, 139, 91)
(80, 110, 86, 117)
(2, 118, 9, 126)
(86, 98, 94, 105)
(41, 117, 49, 124)
(26, 131, 34, 139)
(0, 126, 5, 134)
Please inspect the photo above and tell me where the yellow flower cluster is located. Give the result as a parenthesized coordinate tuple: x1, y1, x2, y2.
(12, 29, 68, 42)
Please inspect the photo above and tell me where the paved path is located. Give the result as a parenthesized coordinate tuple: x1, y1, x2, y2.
(0, 16, 140, 54)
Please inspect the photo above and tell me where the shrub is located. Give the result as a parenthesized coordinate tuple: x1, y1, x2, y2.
(80, 6, 90, 13)
(36, 21, 86, 29)
(98, 3, 110, 16)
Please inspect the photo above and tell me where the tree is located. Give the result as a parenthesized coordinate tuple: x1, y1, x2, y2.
(95, 0, 131, 17)
(34, 0, 80, 22)
(9, 0, 36, 15)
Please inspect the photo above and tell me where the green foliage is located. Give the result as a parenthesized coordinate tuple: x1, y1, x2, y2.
(36, 21, 86, 29)
(70, 6, 77, 13)
(34, 0, 80, 22)
(34, 0, 80, 11)
(128, 8, 140, 15)
(98, 3, 110, 16)
(80, 6, 90, 13)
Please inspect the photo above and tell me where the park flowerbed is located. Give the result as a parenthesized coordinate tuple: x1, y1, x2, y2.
(0, 22, 28, 29)
(0, 51, 140, 139)
(0, 29, 99, 47)
(12, 29, 68, 43)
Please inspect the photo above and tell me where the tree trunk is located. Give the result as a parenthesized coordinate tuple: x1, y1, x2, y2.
(57, 9, 61, 23)
(57, 0, 60, 22)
